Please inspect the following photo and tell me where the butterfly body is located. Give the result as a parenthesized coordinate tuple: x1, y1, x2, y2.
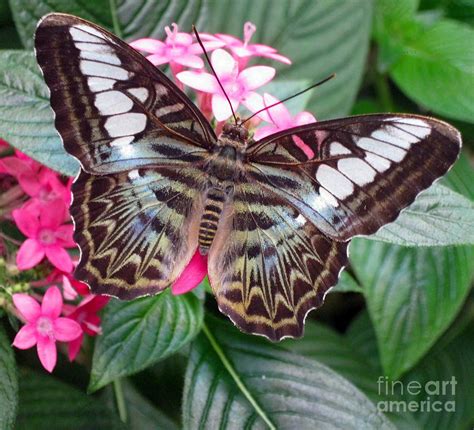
(35, 13, 462, 341)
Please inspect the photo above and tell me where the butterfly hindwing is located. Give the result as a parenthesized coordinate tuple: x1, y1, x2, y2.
(35, 13, 216, 174)
(71, 165, 205, 298)
(247, 114, 461, 241)
(207, 182, 348, 340)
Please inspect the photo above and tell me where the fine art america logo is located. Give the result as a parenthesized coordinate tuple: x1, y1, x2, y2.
(377, 376, 457, 413)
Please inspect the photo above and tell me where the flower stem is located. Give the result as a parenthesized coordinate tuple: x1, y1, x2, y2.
(108, 0, 122, 38)
(375, 72, 395, 112)
(202, 322, 276, 429)
(113, 378, 127, 423)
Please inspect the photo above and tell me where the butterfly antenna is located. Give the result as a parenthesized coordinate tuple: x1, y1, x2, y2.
(192, 25, 238, 125)
(241, 73, 336, 125)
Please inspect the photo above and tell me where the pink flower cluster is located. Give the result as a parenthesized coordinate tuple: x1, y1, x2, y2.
(0, 148, 109, 372)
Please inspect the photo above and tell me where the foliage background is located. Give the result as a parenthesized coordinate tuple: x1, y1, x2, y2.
(0, 0, 473, 429)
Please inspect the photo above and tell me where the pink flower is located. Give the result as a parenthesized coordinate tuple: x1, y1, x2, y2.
(201, 22, 291, 69)
(12, 286, 82, 372)
(130, 23, 223, 71)
(249, 93, 316, 158)
(65, 295, 109, 361)
(0, 152, 41, 189)
(13, 200, 76, 272)
(171, 251, 207, 295)
(178, 49, 275, 121)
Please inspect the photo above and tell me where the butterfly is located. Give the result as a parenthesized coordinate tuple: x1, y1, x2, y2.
(35, 13, 461, 341)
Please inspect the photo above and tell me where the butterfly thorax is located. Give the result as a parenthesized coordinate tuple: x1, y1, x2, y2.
(198, 123, 248, 255)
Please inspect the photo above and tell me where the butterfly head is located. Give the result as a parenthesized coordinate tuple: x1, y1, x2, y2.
(221, 122, 249, 145)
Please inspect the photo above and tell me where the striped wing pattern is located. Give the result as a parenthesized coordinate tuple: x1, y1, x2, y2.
(247, 114, 461, 241)
(208, 183, 348, 340)
(71, 166, 205, 298)
(35, 14, 216, 174)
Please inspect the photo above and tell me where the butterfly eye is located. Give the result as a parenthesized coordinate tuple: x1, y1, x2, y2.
(239, 128, 248, 140)
(223, 123, 232, 134)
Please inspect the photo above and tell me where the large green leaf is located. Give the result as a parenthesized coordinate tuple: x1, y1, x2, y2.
(389, 19, 474, 123)
(0, 50, 79, 176)
(89, 291, 203, 392)
(371, 183, 474, 247)
(207, 0, 373, 120)
(0, 325, 18, 430)
(16, 368, 124, 429)
(350, 237, 474, 379)
(442, 151, 474, 201)
(8, 0, 209, 48)
(182, 317, 394, 430)
(347, 309, 474, 430)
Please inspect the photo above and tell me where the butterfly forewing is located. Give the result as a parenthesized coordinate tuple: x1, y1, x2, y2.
(35, 13, 216, 174)
(247, 114, 461, 241)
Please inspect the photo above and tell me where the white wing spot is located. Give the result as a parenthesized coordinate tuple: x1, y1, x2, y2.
(80, 60, 130, 80)
(319, 188, 339, 207)
(316, 165, 354, 199)
(87, 77, 116, 92)
(337, 158, 377, 186)
(358, 137, 406, 162)
(80, 50, 121, 65)
(94, 91, 133, 115)
(155, 103, 185, 117)
(329, 142, 351, 156)
(295, 214, 306, 225)
(74, 24, 106, 39)
(110, 136, 134, 147)
(155, 84, 168, 97)
(128, 169, 140, 180)
(105, 113, 147, 137)
(69, 27, 104, 43)
(365, 152, 391, 172)
(127, 88, 149, 102)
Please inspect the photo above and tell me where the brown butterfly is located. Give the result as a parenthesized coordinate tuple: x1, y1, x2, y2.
(35, 13, 461, 340)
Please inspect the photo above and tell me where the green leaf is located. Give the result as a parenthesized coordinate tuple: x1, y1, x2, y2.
(329, 270, 364, 294)
(389, 19, 474, 123)
(207, 0, 373, 119)
(282, 321, 420, 429)
(0, 50, 79, 176)
(89, 291, 203, 392)
(371, 183, 474, 246)
(123, 381, 179, 430)
(0, 325, 18, 430)
(16, 368, 125, 429)
(9, 0, 209, 48)
(442, 151, 474, 201)
(350, 237, 474, 379)
(182, 317, 394, 430)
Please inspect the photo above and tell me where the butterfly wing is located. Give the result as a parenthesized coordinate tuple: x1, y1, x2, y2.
(246, 114, 461, 241)
(72, 165, 205, 298)
(207, 182, 348, 341)
(35, 13, 216, 174)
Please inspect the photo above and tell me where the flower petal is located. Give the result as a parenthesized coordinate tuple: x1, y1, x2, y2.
(41, 286, 63, 319)
(45, 245, 73, 273)
(174, 54, 204, 69)
(40, 199, 66, 229)
(212, 94, 239, 121)
(177, 71, 218, 93)
(254, 124, 279, 141)
(239, 66, 275, 90)
(12, 206, 39, 238)
(55, 224, 76, 248)
(295, 111, 317, 125)
(12, 324, 38, 349)
(188, 40, 225, 54)
(36, 336, 57, 373)
(54, 317, 82, 342)
(68, 333, 83, 361)
(172, 251, 207, 295)
(262, 93, 292, 128)
(12, 294, 41, 322)
(129, 38, 165, 54)
(16, 239, 45, 270)
(146, 54, 170, 66)
(211, 49, 237, 78)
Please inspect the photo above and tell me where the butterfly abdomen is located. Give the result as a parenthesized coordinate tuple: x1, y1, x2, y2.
(199, 187, 225, 255)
